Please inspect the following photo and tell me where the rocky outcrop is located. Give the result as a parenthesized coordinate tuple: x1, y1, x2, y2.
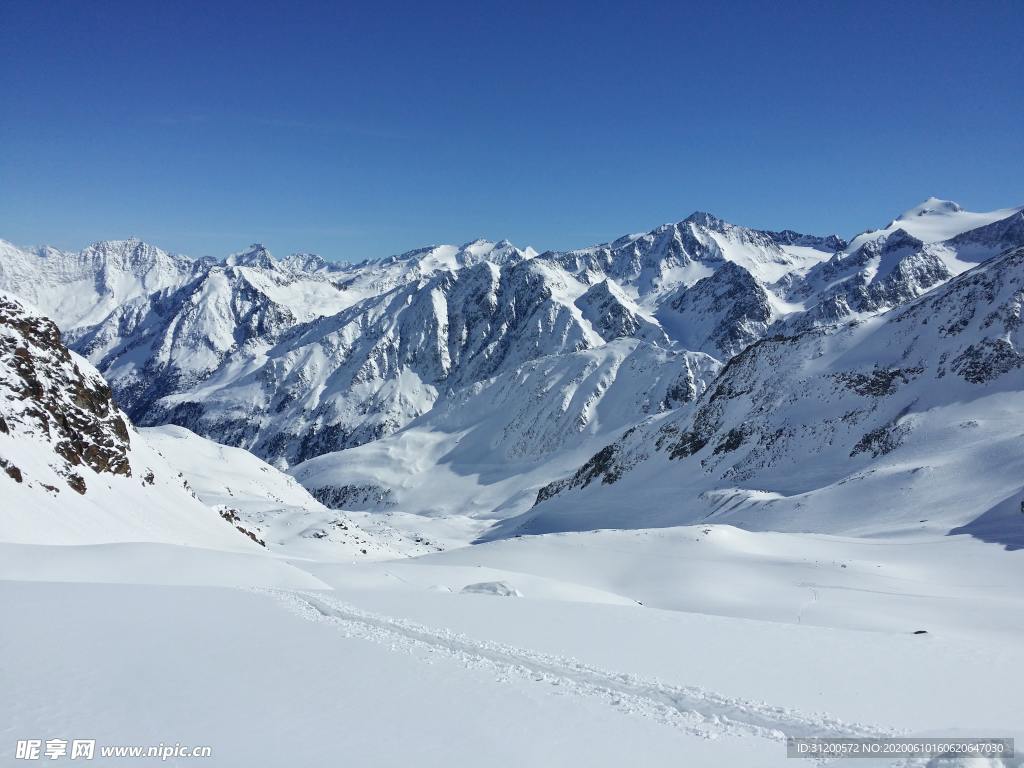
(660, 262, 776, 358)
(1, 294, 132, 492)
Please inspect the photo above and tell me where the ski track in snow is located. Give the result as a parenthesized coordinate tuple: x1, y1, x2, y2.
(262, 588, 896, 750)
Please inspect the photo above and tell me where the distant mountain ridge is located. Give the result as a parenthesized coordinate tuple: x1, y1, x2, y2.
(0, 209, 857, 465)
(2, 198, 1023, 545)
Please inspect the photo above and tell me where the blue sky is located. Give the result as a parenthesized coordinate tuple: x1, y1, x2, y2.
(2, 0, 1021, 261)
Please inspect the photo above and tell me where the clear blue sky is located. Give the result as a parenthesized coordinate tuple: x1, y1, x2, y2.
(2, 0, 1021, 261)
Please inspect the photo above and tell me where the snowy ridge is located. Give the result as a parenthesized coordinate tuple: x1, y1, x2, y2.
(523, 244, 1024, 543)
(2, 198, 1023, 545)
(783, 204, 1024, 332)
(845, 196, 1023, 253)
(542, 210, 837, 310)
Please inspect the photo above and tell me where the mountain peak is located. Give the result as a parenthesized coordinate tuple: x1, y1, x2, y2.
(898, 197, 963, 220)
(225, 244, 276, 269)
(282, 252, 329, 272)
(84, 237, 147, 253)
(683, 211, 726, 229)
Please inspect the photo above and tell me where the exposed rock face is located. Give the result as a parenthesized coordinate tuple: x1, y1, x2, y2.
(574, 280, 667, 344)
(307, 483, 396, 511)
(0, 294, 132, 492)
(763, 229, 847, 252)
(660, 262, 775, 358)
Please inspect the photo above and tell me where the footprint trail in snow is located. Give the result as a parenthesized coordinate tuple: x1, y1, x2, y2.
(263, 588, 896, 748)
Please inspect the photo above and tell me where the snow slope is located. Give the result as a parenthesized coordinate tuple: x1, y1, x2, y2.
(521, 244, 1024, 543)
(2, 523, 1021, 766)
(141, 425, 417, 559)
(291, 339, 720, 522)
(0, 292, 254, 549)
(845, 197, 1023, 253)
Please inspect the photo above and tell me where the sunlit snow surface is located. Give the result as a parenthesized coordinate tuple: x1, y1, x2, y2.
(1, 525, 1022, 767)
(3, 201, 1024, 766)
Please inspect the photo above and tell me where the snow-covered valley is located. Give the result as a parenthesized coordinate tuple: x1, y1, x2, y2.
(2, 198, 1023, 766)
(2, 527, 1022, 767)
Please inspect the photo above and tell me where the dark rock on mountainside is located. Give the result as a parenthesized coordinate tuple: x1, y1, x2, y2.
(1, 295, 132, 491)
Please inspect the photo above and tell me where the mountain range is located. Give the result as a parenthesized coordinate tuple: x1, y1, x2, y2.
(2, 197, 1023, 549)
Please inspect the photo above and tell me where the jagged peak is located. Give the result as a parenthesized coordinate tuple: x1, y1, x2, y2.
(580, 277, 627, 300)
(90, 235, 142, 247)
(764, 229, 847, 252)
(224, 243, 276, 268)
(83, 237, 161, 254)
(864, 227, 925, 252)
(682, 211, 727, 229)
(888, 227, 925, 245)
(282, 252, 329, 272)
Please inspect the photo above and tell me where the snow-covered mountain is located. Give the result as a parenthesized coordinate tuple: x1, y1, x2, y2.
(0, 291, 255, 547)
(0, 291, 392, 556)
(784, 200, 1024, 332)
(542, 211, 838, 305)
(0, 238, 200, 330)
(516, 243, 1024, 545)
(142, 256, 614, 464)
(0, 213, 840, 465)
(114, 210, 846, 467)
(293, 338, 720, 522)
(2, 197, 1022, 545)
